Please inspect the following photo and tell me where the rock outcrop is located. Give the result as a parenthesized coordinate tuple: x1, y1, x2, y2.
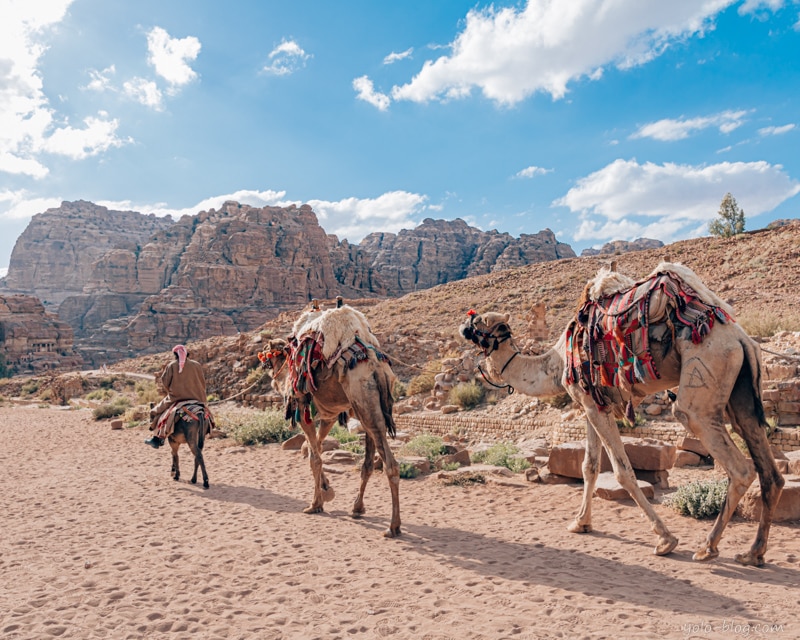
(359, 218, 575, 294)
(1, 201, 578, 364)
(0, 294, 82, 373)
(580, 238, 664, 257)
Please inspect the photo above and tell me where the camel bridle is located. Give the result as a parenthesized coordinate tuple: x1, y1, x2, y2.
(463, 312, 517, 394)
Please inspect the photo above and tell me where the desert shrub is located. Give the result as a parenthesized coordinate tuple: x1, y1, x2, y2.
(440, 462, 461, 471)
(86, 389, 114, 402)
(392, 379, 408, 399)
(471, 442, 531, 473)
(399, 462, 420, 479)
(737, 310, 800, 337)
(441, 471, 486, 486)
(92, 397, 132, 420)
(541, 392, 573, 409)
(329, 423, 360, 444)
(216, 407, 296, 445)
(666, 480, 728, 519)
(135, 380, 161, 405)
(20, 380, 40, 396)
(448, 381, 485, 410)
(400, 434, 446, 463)
(246, 367, 268, 386)
(406, 360, 442, 396)
(98, 376, 118, 390)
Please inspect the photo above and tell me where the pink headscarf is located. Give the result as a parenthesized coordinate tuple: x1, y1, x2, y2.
(173, 344, 187, 373)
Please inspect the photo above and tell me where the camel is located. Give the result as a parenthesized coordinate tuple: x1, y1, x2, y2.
(261, 303, 401, 537)
(460, 261, 783, 566)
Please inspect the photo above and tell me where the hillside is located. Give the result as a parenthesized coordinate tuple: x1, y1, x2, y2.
(110, 220, 800, 401)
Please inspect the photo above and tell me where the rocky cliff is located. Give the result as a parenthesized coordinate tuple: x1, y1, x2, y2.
(359, 218, 575, 293)
(1, 201, 172, 307)
(580, 238, 664, 257)
(1, 200, 579, 364)
(0, 294, 82, 374)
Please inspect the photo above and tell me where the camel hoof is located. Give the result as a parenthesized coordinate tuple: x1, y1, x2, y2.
(350, 508, 365, 519)
(566, 520, 592, 533)
(654, 535, 679, 556)
(383, 527, 401, 538)
(303, 505, 324, 514)
(692, 546, 719, 562)
(734, 551, 765, 567)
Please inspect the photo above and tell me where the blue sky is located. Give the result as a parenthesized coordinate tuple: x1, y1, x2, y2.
(2, 1, 799, 274)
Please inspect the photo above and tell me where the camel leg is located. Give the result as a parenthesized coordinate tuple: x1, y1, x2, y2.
(672, 350, 756, 563)
(584, 402, 678, 556)
(726, 371, 784, 566)
(351, 432, 375, 518)
(316, 420, 336, 503)
(298, 420, 327, 514)
(567, 418, 601, 534)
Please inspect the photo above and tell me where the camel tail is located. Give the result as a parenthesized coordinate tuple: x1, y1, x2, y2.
(376, 370, 396, 439)
(733, 336, 768, 428)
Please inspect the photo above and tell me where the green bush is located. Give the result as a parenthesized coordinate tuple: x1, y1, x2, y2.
(400, 434, 446, 463)
(92, 397, 132, 420)
(448, 381, 485, 410)
(328, 423, 360, 444)
(440, 462, 461, 471)
(666, 480, 728, 519)
(135, 380, 161, 405)
(441, 471, 486, 486)
(399, 462, 420, 479)
(86, 389, 114, 402)
(471, 442, 531, 473)
(21, 380, 40, 396)
(216, 407, 296, 445)
(392, 379, 408, 400)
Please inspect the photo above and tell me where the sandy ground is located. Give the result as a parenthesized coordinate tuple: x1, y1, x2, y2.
(1, 406, 799, 640)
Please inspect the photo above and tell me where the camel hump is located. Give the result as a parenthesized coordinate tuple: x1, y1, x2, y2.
(648, 261, 735, 318)
(586, 267, 636, 301)
(295, 305, 381, 361)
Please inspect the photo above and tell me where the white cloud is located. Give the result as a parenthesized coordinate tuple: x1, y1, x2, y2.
(389, 1, 755, 106)
(261, 39, 310, 76)
(515, 165, 553, 179)
(307, 191, 429, 242)
(631, 110, 750, 141)
(758, 123, 796, 136)
(0, 190, 62, 221)
(353, 76, 390, 111)
(384, 48, 413, 64)
(0, 1, 129, 177)
(85, 65, 116, 92)
(98, 189, 288, 219)
(123, 77, 163, 109)
(555, 158, 800, 243)
(739, 0, 785, 15)
(146, 26, 201, 90)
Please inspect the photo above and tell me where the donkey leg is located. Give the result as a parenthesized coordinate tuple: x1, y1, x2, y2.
(727, 382, 784, 566)
(567, 417, 601, 534)
(588, 405, 678, 555)
(187, 424, 209, 489)
(351, 433, 375, 518)
(169, 438, 180, 481)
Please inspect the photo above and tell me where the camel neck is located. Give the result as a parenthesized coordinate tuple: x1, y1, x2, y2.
(486, 340, 565, 398)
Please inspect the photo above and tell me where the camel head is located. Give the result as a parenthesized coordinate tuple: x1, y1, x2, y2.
(258, 339, 291, 391)
(459, 310, 514, 355)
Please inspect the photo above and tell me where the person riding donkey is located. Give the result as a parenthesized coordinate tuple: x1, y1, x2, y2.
(145, 344, 212, 448)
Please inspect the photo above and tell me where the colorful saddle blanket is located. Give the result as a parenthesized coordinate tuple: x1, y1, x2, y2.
(565, 271, 732, 412)
(155, 400, 215, 438)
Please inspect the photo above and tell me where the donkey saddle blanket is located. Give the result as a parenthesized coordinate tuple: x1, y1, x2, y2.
(565, 270, 733, 411)
(155, 400, 215, 439)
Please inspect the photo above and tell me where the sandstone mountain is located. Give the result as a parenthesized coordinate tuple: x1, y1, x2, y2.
(0, 200, 575, 364)
(580, 238, 664, 256)
(112, 219, 799, 407)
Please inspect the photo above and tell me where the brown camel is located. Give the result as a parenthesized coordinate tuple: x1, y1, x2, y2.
(460, 261, 783, 566)
(261, 304, 401, 537)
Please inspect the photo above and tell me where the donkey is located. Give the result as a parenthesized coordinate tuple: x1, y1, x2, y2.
(166, 403, 210, 489)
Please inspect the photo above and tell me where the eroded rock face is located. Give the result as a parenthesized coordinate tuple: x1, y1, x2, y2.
(580, 238, 664, 257)
(360, 218, 575, 295)
(1, 200, 172, 306)
(0, 294, 82, 373)
(1, 201, 578, 364)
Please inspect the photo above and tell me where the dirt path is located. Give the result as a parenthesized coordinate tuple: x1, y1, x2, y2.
(1, 407, 798, 639)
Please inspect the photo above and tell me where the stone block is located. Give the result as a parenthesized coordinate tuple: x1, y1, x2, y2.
(634, 469, 669, 489)
(594, 472, 655, 501)
(281, 432, 306, 450)
(110, 419, 123, 430)
(786, 451, 800, 476)
(677, 436, 709, 458)
(438, 449, 471, 468)
(736, 477, 800, 523)
(547, 441, 611, 479)
(621, 437, 677, 471)
(538, 466, 582, 485)
(675, 450, 702, 467)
